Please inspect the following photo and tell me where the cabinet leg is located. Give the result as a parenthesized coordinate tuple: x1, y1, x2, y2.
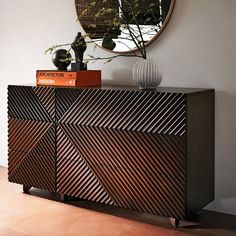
(23, 185, 31, 194)
(169, 217, 180, 228)
(60, 194, 69, 201)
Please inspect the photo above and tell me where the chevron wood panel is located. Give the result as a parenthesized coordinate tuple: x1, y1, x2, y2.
(8, 118, 56, 192)
(8, 150, 55, 192)
(28, 124, 55, 158)
(8, 150, 27, 178)
(59, 124, 185, 219)
(8, 86, 52, 122)
(57, 87, 186, 218)
(90, 164, 185, 219)
(60, 124, 185, 179)
(56, 126, 115, 205)
(60, 88, 186, 135)
(56, 88, 82, 122)
(8, 118, 53, 153)
(32, 86, 56, 121)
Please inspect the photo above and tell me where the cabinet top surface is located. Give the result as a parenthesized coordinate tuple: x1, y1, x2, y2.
(8, 84, 214, 95)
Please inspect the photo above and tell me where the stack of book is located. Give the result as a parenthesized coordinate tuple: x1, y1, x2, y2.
(36, 70, 101, 87)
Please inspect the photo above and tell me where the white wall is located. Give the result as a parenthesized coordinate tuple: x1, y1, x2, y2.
(0, 0, 236, 216)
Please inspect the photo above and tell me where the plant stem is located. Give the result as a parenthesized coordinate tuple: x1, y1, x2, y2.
(123, 0, 147, 59)
(117, 1, 145, 58)
(85, 53, 143, 61)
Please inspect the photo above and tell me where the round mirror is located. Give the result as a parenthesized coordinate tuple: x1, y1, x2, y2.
(75, 0, 175, 53)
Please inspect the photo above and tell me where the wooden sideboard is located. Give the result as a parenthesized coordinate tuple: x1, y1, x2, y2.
(8, 85, 214, 226)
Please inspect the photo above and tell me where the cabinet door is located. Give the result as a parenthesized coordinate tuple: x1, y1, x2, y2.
(8, 86, 56, 192)
(56, 125, 115, 205)
(58, 123, 186, 219)
(57, 88, 187, 218)
(89, 164, 185, 220)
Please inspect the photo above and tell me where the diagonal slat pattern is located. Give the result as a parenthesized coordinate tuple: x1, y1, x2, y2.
(8, 117, 56, 192)
(32, 87, 56, 121)
(9, 152, 55, 192)
(60, 124, 186, 219)
(57, 127, 115, 205)
(60, 89, 186, 135)
(8, 124, 55, 178)
(8, 86, 52, 122)
(56, 88, 81, 121)
(8, 150, 27, 178)
(8, 118, 52, 153)
(29, 125, 56, 158)
(8, 85, 198, 220)
(90, 164, 185, 219)
(60, 124, 185, 179)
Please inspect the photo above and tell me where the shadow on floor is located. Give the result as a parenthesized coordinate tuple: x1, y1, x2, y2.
(28, 188, 236, 232)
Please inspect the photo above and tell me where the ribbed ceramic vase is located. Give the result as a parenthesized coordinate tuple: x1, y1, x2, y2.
(132, 59, 162, 89)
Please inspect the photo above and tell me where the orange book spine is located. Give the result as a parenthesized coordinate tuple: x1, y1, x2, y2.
(36, 70, 101, 87)
(36, 77, 76, 86)
(36, 70, 77, 79)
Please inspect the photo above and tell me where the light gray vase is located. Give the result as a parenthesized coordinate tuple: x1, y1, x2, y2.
(132, 59, 162, 89)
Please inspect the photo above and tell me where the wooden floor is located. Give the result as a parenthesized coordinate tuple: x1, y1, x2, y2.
(1, 167, 236, 236)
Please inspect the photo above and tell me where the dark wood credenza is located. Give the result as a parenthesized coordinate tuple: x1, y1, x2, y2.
(8, 85, 214, 226)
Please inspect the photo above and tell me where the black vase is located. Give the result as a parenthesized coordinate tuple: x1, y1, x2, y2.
(52, 49, 71, 70)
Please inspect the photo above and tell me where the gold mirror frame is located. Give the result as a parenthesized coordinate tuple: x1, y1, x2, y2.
(75, 0, 176, 54)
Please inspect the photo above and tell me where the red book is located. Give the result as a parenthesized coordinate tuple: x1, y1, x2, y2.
(36, 70, 101, 87)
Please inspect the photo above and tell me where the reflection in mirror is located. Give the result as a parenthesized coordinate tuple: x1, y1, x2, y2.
(75, 0, 175, 53)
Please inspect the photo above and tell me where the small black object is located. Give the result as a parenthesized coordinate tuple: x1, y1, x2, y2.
(102, 33, 116, 50)
(71, 62, 87, 71)
(52, 49, 71, 71)
(23, 185, 31, 194)
(71, 32, 87, 68)
(71, 62, 81, 71)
